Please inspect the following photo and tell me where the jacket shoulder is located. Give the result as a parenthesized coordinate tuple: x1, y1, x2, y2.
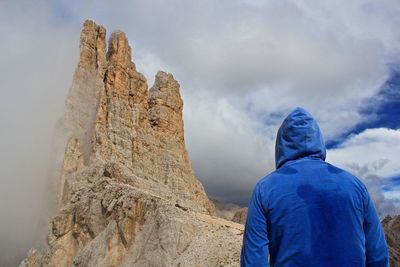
(256, 160, 369, 194)
(324, 162, 369, 189)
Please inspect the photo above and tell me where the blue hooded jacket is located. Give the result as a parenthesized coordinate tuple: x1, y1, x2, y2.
(241, 107, 389, 267)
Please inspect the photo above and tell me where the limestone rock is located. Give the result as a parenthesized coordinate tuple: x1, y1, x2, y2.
(89, 26, 213, 214)
(21, 164, 243, 266)
(212, 199, 243, 221)
(382, 215, 400, 266)
(212, 199, 247, 225)
(79, 20, 107, 75)
(19, 249, 43, 267)
(20, 20, 239, 267)
(58, 137, 85, 206)
(232, 208, 248, 225)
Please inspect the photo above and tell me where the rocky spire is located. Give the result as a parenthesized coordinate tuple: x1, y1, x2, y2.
(149, 71, 185, 144)
(19, 20, 244, 267)
(58, 20, 108, 159)
(86, 22, 214, 214)
(78, 20, 107, 75)
(91, 30, 149, 168)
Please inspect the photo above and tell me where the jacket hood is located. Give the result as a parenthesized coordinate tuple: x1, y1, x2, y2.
(275, 107, 326, 169)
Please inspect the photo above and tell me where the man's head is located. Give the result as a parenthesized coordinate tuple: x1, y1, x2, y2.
(275, 107, 326, 169)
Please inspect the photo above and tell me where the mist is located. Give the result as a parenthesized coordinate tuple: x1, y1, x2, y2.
(1, 1, 400, 265)
(0, 2, 77, 265)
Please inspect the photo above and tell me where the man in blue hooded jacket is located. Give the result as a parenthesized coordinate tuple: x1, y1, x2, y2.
(241, 107, 389, 266)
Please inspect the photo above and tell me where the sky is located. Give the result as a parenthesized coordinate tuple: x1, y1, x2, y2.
(1, 0, 400, 265)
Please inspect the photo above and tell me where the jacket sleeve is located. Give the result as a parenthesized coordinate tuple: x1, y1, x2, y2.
(363, 192, 389, 267)
(240, 183, 269, 267)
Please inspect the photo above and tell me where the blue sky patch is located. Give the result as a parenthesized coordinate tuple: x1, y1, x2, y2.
(382, 175, 400, 192)
(327, 67, 400, 149)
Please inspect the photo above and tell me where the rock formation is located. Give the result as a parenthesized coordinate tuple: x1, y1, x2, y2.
(212, 199, 247, 225)
(232, 208, 248, 225)
(20, 20, 242, 267)
(382, 215, 400, 266)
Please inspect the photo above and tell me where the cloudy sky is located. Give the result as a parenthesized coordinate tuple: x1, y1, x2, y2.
(1, 0, 400, 264)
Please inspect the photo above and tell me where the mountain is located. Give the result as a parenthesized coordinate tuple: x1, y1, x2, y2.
(19, 20, 242, 267)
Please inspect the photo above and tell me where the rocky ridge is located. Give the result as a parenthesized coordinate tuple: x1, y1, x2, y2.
(20, 20, 242, 267)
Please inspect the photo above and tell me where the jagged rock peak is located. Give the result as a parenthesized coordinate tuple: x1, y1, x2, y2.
(151, 71, 180, 94)
(66, 20, 215, 214)
(79, 20, 107, 75)
(19, 20, 242, 267)
(106, 31, 136, 71)
(149, 71, 184, 139)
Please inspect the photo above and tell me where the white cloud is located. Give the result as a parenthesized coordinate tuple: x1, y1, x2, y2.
(363, 174, 399, 217)
(184, 92, 274, 204)
(384, 190, 400, 206)
(327, 128, 400, 178)
(117, 0, 396, 140)
(0, 2, 78, 265)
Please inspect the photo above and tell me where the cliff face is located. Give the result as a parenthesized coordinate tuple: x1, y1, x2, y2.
(20, 20, 242, 267)
(61, 21, 214, 214)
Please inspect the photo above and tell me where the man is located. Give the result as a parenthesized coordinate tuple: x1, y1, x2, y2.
(241, 107, 389, 266)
